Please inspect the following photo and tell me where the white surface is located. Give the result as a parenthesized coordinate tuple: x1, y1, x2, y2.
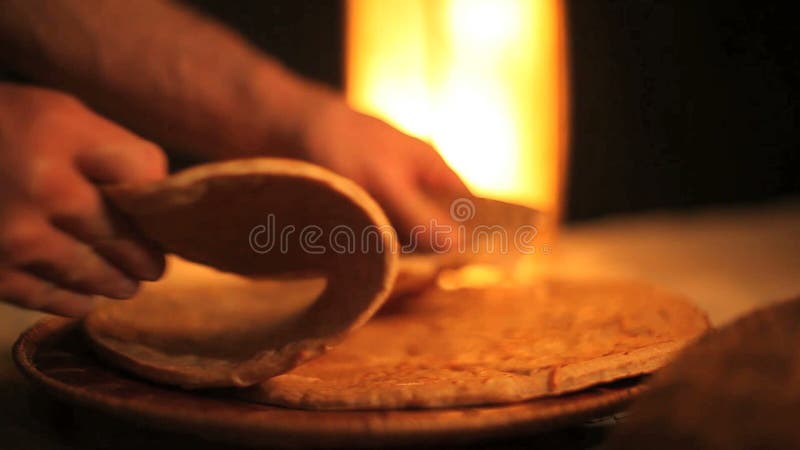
(551, 199, 800, 325)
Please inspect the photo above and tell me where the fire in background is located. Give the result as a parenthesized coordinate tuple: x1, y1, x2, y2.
(347, 0, 569, 216)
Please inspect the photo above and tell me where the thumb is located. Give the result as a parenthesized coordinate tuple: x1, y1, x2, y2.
(375, 175, 459, 253)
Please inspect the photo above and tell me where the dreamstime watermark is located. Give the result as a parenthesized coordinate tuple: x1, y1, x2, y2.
(249, 198, 548, 256)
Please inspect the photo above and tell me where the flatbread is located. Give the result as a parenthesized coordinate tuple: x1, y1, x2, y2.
(241, 279, 710, 410)
(391, 197, 543, 298)
(85, 158, 398, 388)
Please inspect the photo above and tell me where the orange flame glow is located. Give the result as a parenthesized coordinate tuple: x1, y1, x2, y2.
(347, 0, 569, 215)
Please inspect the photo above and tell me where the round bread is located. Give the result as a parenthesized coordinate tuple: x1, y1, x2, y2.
(85, 158, 398, 388)
(241, 279, 710, 409)
(391, 196, 543, 299)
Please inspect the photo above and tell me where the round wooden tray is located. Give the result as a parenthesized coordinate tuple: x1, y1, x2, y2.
(14, 318, 644, 448)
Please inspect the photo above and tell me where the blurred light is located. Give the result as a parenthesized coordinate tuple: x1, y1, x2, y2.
(347, 0, 569, 213)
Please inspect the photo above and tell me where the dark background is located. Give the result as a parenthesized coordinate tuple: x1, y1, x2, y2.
(188, 0, 800, 222)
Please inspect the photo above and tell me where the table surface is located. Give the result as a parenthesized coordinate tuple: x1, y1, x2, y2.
(2, 199, 798, 448)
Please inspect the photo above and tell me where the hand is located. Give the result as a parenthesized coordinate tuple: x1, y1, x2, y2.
(0, 84, 167, 316)
(302, 98, 470, 250)
(0, 0, 468, 249)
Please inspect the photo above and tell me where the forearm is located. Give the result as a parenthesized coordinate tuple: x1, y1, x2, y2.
(0, 0, 333, 160)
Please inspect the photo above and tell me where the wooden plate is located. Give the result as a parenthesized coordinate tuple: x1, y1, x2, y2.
(14, 318, 644, 448)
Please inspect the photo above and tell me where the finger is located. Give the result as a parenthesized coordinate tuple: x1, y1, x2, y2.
(44, 168, 165, 281)
(76, 140, 168, 185)
(82, 215, 166, 282)
(373, 174, 458, 252)
(6, 218, 138, 299)
(414, 143, 471, 195)
(0, 269, 95, 317)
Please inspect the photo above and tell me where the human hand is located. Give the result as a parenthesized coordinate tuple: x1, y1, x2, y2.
(0, 84, 168, 316)
(301, 98, 470, 250)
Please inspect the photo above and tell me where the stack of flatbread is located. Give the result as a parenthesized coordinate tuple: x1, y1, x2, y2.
(85, 158, 709, 410)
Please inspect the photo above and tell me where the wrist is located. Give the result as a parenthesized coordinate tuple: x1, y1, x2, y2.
(249, 60, 344, 161)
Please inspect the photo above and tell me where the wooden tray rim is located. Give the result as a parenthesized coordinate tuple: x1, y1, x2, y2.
(14, 317, 644, 448)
